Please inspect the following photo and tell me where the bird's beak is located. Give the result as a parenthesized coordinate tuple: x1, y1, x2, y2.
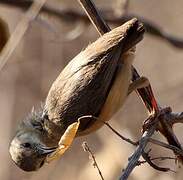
(38, 146, 58, 155)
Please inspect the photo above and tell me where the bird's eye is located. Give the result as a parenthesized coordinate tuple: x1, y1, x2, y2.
(22, 143, 31, 148)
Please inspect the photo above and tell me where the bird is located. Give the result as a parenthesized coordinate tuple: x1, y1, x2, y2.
(9, 18, 146, 171)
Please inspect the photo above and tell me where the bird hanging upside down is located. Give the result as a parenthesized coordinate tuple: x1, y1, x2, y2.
(9, 18, 148, 171)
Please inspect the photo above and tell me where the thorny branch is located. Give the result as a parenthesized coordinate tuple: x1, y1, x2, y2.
(82, 142, 104, 180)
(1, 0, 183, 48)
(78, 0, 183, 179)
(103, 119, 183, 173)
(103, 119, 180, 173)
(120, 124, 157, 179)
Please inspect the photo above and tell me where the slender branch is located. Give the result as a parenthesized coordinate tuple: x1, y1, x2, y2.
(168, 112, 183, 125)
(158, 112, 183, 162)
(141, 150, 171, 172)
(105, 13, 183, 49)
(82, 142, 104, 180)
(137, 156, 176, 173)
(0, 0, 47, 70)
(120, 125, 157, 180)
(103, 121, 138, 146)
(78, 0, 110, 35)
(139, 156, 176, 164)
(103, 118, 180, 173)
(103, 118, 183, 157)
(149, 138, 183, 156)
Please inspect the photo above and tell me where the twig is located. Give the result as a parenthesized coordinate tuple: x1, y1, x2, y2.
(103, 118, 177, 173)
(141, 149, 172, 172)
(78, 0, 110, 35)
(82, 142, 104, 180)
(137, 156, 176, 173)
(168, 112, 183, 125)
(148, 138, 183, 156)
(0, 0, 47, 71)
(138, 156, 176, 165)
(158, 111, 183, 162)
(1, 0, 183, 48)
(105, 13, 183, 49)
(103, 121, 138, 146)
(102, 118, 178, 173)
(121, 124, 157, 180)
(102, 119, 178, 173)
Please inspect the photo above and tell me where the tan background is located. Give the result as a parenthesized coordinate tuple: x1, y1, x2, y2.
(0, 0, 183, 179)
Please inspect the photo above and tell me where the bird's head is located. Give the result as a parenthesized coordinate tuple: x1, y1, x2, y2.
(9, 108, 58, 171)
(9, 129, 57, 171)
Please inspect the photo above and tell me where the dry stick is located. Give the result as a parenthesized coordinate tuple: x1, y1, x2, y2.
(141, 149, 171, 172)
(121, 125, 157, 179)
(1, 0, 183, 49)
(103, 120, 183, 155)
(0, 0, 47, 71)
(168, 112, 183, 125)
(82, 142, 104, 180)
(104, 119, 183, 156)
(105, 13, 183, 49)
(103, 119, 179, 173)
(149, 138, 183, 156)
(137, 155, 176, 173)
(139, 156, 176, 165)
(103, 121, 138, 146)
(103, 120, 183, 173)
(158, 112, 183, 162)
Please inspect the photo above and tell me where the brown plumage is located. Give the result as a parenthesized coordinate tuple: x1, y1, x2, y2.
(9, 18, 145, 171)
(44, 18, 144, 142)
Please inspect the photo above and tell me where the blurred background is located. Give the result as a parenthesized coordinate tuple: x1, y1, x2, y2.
(0, 0, 183, 179)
